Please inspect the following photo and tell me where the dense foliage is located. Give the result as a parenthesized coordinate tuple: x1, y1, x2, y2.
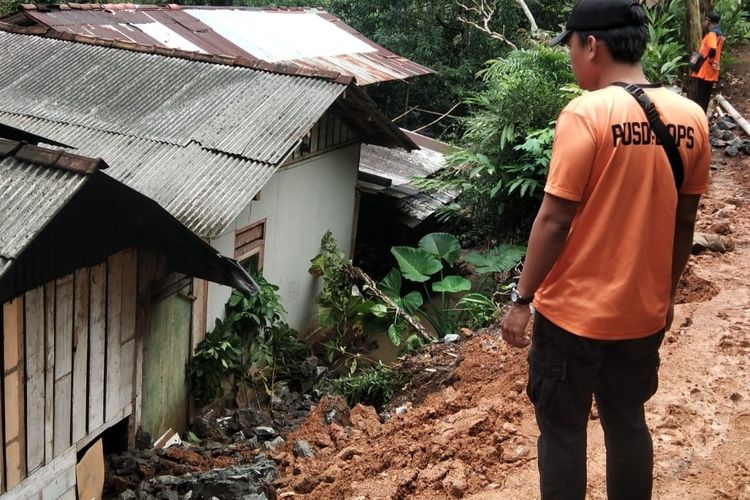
(416, 46, 577, 243)
(189, 272, 308, 406)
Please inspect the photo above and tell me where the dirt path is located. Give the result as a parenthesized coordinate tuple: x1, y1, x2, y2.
(275, 55, 750, 499)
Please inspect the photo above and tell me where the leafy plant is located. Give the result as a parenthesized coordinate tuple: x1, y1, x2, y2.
(189, 272, 308, 407)
(332, 363, 402, 409)
(383, 232, 526, 337)
(414, 46, 577, 244)
(643, 2, 687, 85)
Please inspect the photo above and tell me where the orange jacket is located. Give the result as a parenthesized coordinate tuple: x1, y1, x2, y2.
(692, 29, 725, 82)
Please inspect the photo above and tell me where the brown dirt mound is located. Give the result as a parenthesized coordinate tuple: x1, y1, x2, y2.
(275, 335, 533, 499)
(675, 265, 720, 304)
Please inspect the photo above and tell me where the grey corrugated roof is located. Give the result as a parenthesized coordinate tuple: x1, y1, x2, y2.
(0, 154, 89, 265)
(0, 31, 344, 164)
(0, 30, 351, 238)
(359, 130, 457, 227)
(0, 113, 275, 238)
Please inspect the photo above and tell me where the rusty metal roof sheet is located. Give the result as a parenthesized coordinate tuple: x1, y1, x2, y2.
(13, 4, 433, 85)
(0, 139, 99, 266)
(0, 30, 415, 239)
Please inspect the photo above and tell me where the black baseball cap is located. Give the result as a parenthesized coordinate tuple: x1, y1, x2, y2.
(549, 0, 646, 46)
(706, 11, 721, 23)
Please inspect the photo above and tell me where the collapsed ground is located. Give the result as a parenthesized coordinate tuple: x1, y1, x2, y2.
(107, 56, 750, 500)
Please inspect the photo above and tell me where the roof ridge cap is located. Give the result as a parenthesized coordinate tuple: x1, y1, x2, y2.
(0, 138, 107, 174)
(0, 18, 354, 84)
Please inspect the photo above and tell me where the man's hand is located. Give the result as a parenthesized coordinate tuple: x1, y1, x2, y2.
(501, 303, 532, 348)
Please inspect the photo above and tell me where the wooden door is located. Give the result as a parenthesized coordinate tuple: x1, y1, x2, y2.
(140, 275, 193, 439)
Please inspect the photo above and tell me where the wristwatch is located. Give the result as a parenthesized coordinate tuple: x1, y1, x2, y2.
(510, 284, 533, 305)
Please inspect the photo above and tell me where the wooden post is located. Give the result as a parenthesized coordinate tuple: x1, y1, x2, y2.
(24, 287, 46, 475)
(88, 263, 107, 432)
(54, 275, 74, 459)
(105, 252, 123, 422)
(72, 269, 90, 443)
(4, 297, 27, 488)
(44, 282, 55, 465)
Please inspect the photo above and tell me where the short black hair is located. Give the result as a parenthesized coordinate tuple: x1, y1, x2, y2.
(575, 3, 649, 64)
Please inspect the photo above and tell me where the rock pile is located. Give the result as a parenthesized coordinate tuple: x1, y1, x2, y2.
(710, 116, 750, 157)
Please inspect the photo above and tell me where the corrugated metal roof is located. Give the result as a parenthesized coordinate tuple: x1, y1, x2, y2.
(0, 30, 349, 238)
(15, 4, 434, 85)
(0, 112, 277, 239)
(360, 130, 449, 187)
(0, 152, 90, 264)
(359, 130, 457, 227)
(0, 31, 344, 164)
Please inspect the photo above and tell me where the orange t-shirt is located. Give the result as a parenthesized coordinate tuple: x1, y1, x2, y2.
(533, 85, 711, 340)
(692, 31, 724, 82)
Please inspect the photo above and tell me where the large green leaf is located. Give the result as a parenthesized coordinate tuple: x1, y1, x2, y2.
(369, 304, 389, 318)
(399, 291, 424, 315)
(387, 323, 404, 347)
(391, 246, 443, 283)
(465, 245, 527, 274)
(457, 293, 495, 308)
(379, 268, 402, 301)
(419, 232, 462, 265)
(432, 276, 472, 293)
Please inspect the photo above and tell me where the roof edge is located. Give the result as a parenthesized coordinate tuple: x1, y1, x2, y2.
(0, 21, 356, 85)
(0, 138, 107, 174)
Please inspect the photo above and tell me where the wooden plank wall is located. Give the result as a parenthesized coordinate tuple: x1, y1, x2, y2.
(0, 248, 139, 495)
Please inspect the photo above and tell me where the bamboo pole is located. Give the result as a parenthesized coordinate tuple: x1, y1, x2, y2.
(716, 94, 750, 138)
(347, 266, 433, 342)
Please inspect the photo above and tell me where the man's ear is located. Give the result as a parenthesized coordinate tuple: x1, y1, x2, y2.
(586, 35, 598, 60)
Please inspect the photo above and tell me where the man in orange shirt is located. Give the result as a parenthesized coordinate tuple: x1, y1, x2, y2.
(499, 0, 711, 499)
(691, 11, 724, 112)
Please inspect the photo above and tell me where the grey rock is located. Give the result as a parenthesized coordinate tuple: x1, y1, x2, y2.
(118, 490, 138, 500)
(231, 431, 246, 443)
(443, 333, 460, 343)
(264, 437, 285, 450)
(717, 117, 738, 130)
(293, 440, 315, 458)
(692, 233, 728, 254)
(247, 435, 260, 449)
(726, 144, 741, 157)
(395, 406, 409, 415)
(253, 426, 277, 438)
(721, 130, 736, 141)
(136, 428, 153, 450)
(154, 476, 181, 487)
(156, 490, 179, 500)
(324, 409, 338, 424)
(228, 409, 266, 436)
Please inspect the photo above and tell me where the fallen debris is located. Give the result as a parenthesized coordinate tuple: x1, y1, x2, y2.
(716, 94, 750, 138)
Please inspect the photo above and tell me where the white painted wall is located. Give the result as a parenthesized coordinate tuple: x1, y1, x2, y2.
(206, 143, 360, 333)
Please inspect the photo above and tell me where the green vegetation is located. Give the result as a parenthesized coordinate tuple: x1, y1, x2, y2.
(332, 363, 401, 409)
(189, 272, 307, 407)
(415, 46, 577, 243)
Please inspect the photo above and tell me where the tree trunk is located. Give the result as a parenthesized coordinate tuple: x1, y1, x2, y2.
(686, 0, 703, 97)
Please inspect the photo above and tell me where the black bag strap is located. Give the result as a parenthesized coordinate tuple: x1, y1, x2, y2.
(612, 82, 684, 191)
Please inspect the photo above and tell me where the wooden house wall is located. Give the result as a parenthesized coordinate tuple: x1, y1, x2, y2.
(285, 109, 358, 164)
(0, 249, 139, 499)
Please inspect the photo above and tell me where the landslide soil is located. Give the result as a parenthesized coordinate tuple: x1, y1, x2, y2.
(276, 50, 750, 499)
